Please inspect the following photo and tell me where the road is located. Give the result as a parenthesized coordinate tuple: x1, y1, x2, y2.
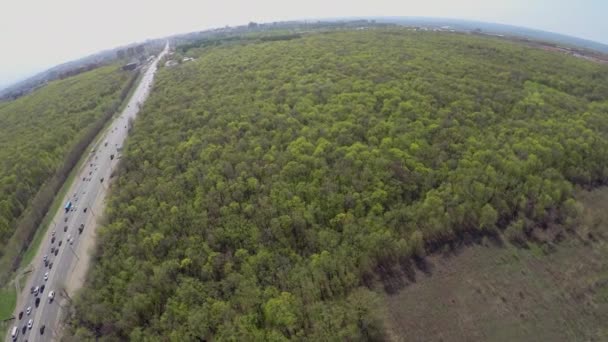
(7, 42, 169, 342)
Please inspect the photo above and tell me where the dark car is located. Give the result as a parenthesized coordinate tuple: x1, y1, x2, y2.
(64, 217, 68, 223)
(35, 298, 40, 308)
(54, 249, 58, 256)
(58, 240, 62, 247)
(22, 325, 27, 334)
(30, 286, 34, 294)
(40, 284, 45, 293)
(84, 208, 87, 213)
(18, 311, 23, 320)
(40, 325, 45, 335)
(64, 226, 68, 232)
(51, 236, 55, 244)
(49, 262, 53, 270)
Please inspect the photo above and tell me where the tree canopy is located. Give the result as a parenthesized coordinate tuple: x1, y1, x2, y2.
(69, 29, 608, 340)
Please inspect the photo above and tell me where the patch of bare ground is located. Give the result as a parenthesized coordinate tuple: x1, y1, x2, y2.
(381, 187, 608, 342)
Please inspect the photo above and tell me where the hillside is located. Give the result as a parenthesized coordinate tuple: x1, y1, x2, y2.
(68, 29, 608, 340)
(0, 65, 133, 252)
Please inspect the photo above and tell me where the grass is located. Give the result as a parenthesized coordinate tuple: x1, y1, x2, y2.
(0, 285, 16, 337)
(381, 187, 608, 341)
(0, 285, 16, 319)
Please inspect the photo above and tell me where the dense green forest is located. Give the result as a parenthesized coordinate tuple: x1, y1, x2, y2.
(69, 29, 608, 340)
(0, 66, 131, 247)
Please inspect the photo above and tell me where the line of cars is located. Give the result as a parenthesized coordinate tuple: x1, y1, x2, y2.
(11, 180, 90, 340)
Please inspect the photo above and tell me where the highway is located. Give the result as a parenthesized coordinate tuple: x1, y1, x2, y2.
(7, 42, 169, 342)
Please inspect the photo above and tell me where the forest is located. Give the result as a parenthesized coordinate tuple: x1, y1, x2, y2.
(0, 65, 132, 254)
(68, 29, 608, 340)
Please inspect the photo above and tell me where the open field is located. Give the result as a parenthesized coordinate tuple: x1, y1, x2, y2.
(382, 187, 608, 341)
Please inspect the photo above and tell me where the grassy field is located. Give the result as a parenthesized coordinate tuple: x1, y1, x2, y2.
(382, 187, 608, 341)
(0, 285, 16, 336)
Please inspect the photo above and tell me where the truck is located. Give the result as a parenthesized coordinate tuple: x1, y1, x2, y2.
(64, 201, 72, 213)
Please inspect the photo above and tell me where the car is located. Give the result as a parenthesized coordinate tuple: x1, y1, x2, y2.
(51, 246, 55, 253)
(40, 284, 45, 293)
(21, 325, 26, 335)
(51, 230, 56, 237)
(64, 226, 68, 232)
(33, 286, 39, 296)
(40, 324, 46, 335)
(35, 298, 40, 308)
(84, 208, 88, 213)
(18, 311, 23, 320)
(70, 238, 74, 245)
(30, 286, 34, 294)
(49, 262, 53, 270)
(48, 291, 55, 302)
(58, 240, 62, 247)
(27, 319, 33, 329)
(67, 234, 71, 242)
(44, 260, 48, 267)
(54, 249, 58, 256)
(26, 306, 31, 315)
(44, 272, 49, 281)
(51, 236, 55, 244)
(43, 255, 47, 261)
(10, 325, 18, 340)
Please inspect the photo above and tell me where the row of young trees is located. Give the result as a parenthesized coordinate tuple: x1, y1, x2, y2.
(69, 29, 608, 340)
(0, 66, 131, 252)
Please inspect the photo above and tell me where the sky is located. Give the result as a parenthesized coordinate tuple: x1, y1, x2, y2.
(0, 0, 606, 89)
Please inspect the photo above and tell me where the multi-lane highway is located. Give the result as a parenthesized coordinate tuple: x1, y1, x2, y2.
(7, 42, 169, 342)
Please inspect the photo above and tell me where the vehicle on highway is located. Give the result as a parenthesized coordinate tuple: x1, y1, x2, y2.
(27, 319, 33, 329)
(51, 236, 55, 243)
(48, 290, 55, 302)
(84, 207, 87, 213)
(26, 306, 31, 315)
(64, 200, 72, 213)
(18, 311, 23, 319)
(10, 326, 17, 340)
(30, 286, 34, 294)
(35, 298, 40, 307)
(49, 262, 53, 269)
(33, 286, 39, 296)
(44, 272, 49, 281)
(64, 225, 68, 232)
(79, 224, 85, 234)
(40, 324, 46, 335)
(55, 248, 59, 256)
(51, 246, 55, 253)
(40, 284, 45, 293)
(51, 230, 56, 237)
(43, 255, 47, 261)
(58, 240, 62, 246)
(44, 259, 49, 267)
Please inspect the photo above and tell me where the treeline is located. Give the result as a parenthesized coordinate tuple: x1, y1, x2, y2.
(0, 65, 134, 281)
(69, 29, 608, 340)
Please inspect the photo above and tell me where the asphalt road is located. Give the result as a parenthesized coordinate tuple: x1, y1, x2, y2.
(7, 43, 169, 342)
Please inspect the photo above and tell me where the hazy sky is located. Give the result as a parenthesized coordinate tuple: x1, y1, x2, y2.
(1, 0, 606, 89)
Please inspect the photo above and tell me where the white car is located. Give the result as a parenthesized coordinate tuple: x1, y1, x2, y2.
(26, 306, 31, 315)
(48, 290, 55, 302)
(44, 272, 49, 281)
(51, 230, 56, 237)
(27, 319, 33, 329)
(33, 286, 39, 296)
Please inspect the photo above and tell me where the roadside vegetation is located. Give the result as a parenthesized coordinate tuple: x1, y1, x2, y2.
(0, 65, 136, 283)
(68, 29, 608, 340)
